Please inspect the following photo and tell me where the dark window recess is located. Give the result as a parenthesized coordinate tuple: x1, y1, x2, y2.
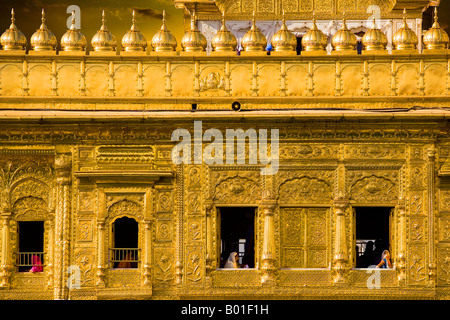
(219, 207, 255, 268)
(17, 221, 44, 272)
(296, 37, 303, 55)
(112, 217, 139, 268)
(354, 207, 391, 268)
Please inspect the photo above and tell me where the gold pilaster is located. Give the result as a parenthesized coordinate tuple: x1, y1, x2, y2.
(53, 152, 72, 300)
(332, 193, 349, 284)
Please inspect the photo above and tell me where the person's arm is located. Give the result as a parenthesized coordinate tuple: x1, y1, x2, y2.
(376, 260, 385, 268)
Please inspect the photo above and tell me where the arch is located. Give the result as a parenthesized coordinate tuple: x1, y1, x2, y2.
(10, 177, 50, 207)
(107, 199, 143, 221)
(213, 176, 261, 204)
(349, 175, 397, 203)
(12, 196, 48, 221)
(278, 176, 332, 204)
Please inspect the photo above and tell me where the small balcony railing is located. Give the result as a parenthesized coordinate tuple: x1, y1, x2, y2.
(109, 248, 140, 269)
(15, 252, 45, 272)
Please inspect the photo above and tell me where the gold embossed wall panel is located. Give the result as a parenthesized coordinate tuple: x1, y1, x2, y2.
(313, 65, 335, 96)
(171, 65, 194, 97)
(280, 208, 329, 268)
(57, 64, 80, 97)
(368, 64, 391, 96)
(114, 65, 138, 97)
(285, 64, 307, 96)
(424, 64, 447, 96)
(0, 64, 22, 96)
(340, 64, 363, 96)
(143, 64, 166, 97)
(396, 64, 419, 96)
(28, 64, 52, 96)
(85, 65, 108, 96)
(230, 65, 252, 97)
(199, 64, 226, 97)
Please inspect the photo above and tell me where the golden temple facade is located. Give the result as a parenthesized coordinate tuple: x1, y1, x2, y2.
(0, 0, 450, 300)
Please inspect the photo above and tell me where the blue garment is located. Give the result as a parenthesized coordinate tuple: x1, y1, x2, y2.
(381, 258, 388, 268)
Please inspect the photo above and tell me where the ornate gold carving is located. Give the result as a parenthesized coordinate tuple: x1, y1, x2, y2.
(349, 174, 398, 203)
(278, 177, 332, 204)
(213, 175, 261, 204)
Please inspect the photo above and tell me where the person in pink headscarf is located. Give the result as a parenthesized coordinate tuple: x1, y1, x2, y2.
(29, 255, 43, 273)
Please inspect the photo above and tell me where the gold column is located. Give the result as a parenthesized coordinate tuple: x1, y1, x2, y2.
(332, 193, 349, 284)
(260, 201, 276, 285)
(396, 197, 406, 283)
(96, 190, 106, 287)
(205, 201, 214, 284)
(46, 212, 55, 289)
(142, 218, 152, 287)
(0, 212, 12, 288)
(53, 152, 72, 299)
(427, 146, 437, 286)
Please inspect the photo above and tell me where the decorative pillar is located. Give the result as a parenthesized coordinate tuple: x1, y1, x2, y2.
(205, 201, 214, 284)
(427, 146, 437, 286)
(332, 193, 350, 284)
(260, 194, 277, 285)
(396, 196, 407, 284)
(142, 219, 152, 287)
(46, 212, 55, 289)
(53, 152, 72, 300)
(96, 190, 106, 287)
(0, 212, 12, 288)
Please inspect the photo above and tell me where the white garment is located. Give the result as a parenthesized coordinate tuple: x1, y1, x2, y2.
(224, 252, 238, 268)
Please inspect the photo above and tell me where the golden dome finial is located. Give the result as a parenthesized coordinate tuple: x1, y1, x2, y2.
(241, 11, 267, 52)
(271, 9, 296, 53)
(362, 13, 387, 51)
(151, 9, 177, 52)
(1, 8, 27, 51)
(91, 10, 117, 52)
(331, 10, 357, 51)
(61, 9, 87, 52)
(423, 6, 449, 50)
(121, 9, 147, 52)
(30, 8, 57, 51)
(302, 11, 327, 52)
(393, 8, 418, 50)
(180, 9, 207, 52)
(211, 9, 237, 53)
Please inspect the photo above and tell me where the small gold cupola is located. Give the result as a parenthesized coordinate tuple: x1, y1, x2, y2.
(1, 9, 27, 51)
(151, 10, 178, 52)
(181, 10, 207, 53)
(362, 16, 387, 51)
(423, 7, 449, 51)
(60, 10, 87, 52)
(91, 10, 117, 52)
(393, 9, 418, 51)
(271, 11, 297, 54)
(332, 12, 357, 52)
(121, 10, 147, 52)
(30, 9, 57, 52)
(301, 12, 328, 53)
(211, 11, 237, 53)
(241, 11, 267, 52)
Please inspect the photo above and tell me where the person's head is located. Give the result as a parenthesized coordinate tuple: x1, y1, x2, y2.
(382, 250, 390, 259)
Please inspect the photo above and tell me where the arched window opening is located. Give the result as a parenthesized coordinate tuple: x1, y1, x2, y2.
(17, 221, 44, 272)
(110, 217, 139, 269)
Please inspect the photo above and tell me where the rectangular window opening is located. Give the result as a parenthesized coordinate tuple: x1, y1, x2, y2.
(354, 207, 392, 268)
(17, 221, 44, 272)
(219, 207, 256, 269)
